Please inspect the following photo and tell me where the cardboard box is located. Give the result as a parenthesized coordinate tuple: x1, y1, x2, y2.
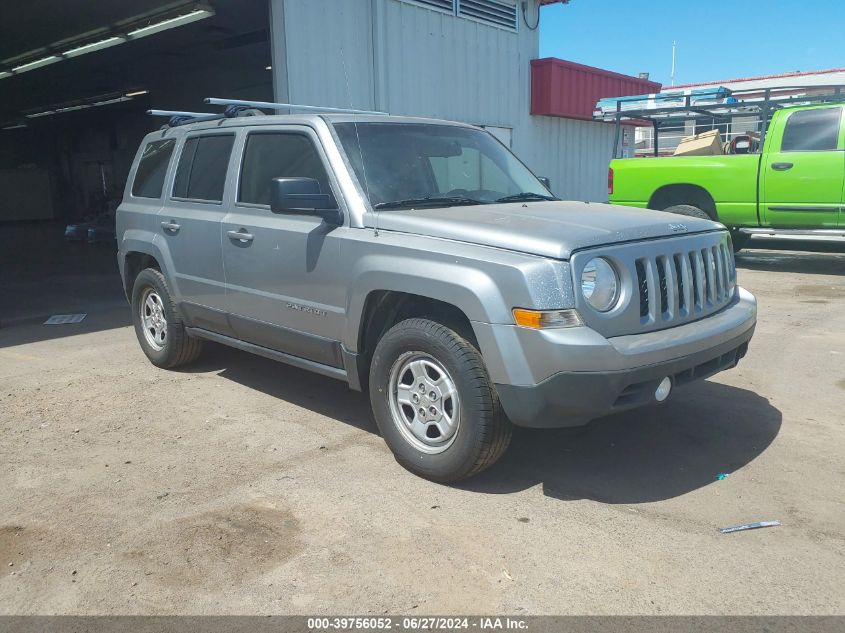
(673, 129, 723, 156)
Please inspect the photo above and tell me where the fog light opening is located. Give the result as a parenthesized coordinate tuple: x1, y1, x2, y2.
(655, 377, 672, 402)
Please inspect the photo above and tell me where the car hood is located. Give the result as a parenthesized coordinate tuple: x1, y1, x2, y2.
(364, 201, 721, 260)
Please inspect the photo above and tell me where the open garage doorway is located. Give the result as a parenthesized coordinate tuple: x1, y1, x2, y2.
(0, 0, 272, 303)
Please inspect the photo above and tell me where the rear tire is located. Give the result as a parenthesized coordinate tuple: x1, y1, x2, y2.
(369, 318, 512, 482)
(131, 268, 202, 368)
(661, 204, 713, 221)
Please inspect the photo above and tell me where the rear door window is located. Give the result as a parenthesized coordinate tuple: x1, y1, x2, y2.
(172, 134, 235, 202)
(131, 139, 175, 198)
(780, 108, 842, 152)
(238, 132, 331, 205)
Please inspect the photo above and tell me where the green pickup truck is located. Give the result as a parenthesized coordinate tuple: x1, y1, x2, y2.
(608, 103, 845, 251)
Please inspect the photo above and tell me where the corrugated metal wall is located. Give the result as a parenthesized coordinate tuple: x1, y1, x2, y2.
(270, 0, 616, 201)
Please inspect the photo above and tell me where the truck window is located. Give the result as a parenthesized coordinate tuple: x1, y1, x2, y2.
(131, 139, 175, 198)
(238, 132, 330, 205)
(172, 134, 235, 202)
(780, 108, 841, 152)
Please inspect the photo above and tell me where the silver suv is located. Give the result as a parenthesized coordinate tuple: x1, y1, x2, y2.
(117, 111, 757, 482)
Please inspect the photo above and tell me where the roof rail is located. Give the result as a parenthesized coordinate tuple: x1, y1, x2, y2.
(204, 97, 387, 115)
(147, 109, 223, 127)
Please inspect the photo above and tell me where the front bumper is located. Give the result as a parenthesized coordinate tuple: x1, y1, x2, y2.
(475, 287, 756, 428)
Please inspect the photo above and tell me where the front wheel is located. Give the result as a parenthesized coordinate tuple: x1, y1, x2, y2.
(729, 229, 750, 253)
(368, 318, 512, 482)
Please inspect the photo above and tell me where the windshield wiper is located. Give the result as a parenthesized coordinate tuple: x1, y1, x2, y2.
(495, 192, 559, 203)
(373, 196, 487, 210)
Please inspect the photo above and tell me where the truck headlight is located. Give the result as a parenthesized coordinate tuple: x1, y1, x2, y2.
(581, 257, 619, 312)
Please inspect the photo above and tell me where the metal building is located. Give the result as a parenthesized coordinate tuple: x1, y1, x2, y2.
(0, 0, 657, 227)
(268, 0, 657, 201)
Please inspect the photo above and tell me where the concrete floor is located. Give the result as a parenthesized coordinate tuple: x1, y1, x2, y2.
(1, 226, 844, 614)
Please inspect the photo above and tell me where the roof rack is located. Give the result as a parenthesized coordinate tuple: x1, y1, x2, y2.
(147, 98, 388, 128)
(204, 97, 387, 115)
(597, 84, 845, 159)
(147, 109, 223, 127)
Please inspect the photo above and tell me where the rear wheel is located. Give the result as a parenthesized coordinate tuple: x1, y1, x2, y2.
(369, 318, 511, 482)
(661, 204, 713, 221)
(131, 268, 202, 368)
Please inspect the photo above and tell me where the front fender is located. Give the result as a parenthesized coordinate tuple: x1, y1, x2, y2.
(342, 254, 510, 352)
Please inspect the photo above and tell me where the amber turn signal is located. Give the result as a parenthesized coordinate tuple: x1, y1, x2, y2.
(512, 308, 583, 329)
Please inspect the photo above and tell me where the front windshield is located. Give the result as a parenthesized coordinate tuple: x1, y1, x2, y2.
(333, 122, 554, 209)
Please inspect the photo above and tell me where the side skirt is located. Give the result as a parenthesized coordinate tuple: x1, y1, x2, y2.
(185, 327, 348, 383)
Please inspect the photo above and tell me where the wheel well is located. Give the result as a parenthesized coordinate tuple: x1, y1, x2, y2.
(356, 291, 476, 386)
(123, 252, 161, 299)
(648, 184, 717, 220)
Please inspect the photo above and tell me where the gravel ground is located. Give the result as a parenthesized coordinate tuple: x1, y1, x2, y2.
(1, 236, 843, 615)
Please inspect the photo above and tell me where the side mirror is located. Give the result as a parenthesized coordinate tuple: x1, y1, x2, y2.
(270, 177, 342, 225)
(538, 176, 551, 190)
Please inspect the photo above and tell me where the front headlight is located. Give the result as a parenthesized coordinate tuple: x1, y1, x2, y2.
(581, 257, 619, 312)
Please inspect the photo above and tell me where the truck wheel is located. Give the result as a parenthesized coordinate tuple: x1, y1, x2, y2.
(662, 204, 713, 221)
(729, 230, 750, 253)
(369, 318, 512, 482)
(131, 268, 202, 368)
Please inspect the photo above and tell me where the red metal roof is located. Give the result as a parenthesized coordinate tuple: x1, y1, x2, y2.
(530, 57, 662, 121)
(673, 67, 845, 89)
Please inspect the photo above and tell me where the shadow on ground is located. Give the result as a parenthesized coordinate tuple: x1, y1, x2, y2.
(461, 380, 781, 503)
(738, 239, 845, 276)
(0, 222, 128, 346)
(185, 343, 378, 435)
(186, 345, 780, 504)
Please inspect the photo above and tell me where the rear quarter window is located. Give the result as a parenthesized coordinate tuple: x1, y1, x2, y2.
(131, 139, 175, 198)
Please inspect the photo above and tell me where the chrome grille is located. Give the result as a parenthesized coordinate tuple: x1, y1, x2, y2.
(571, 231, 736, 338)
(634, 241, 734, 325)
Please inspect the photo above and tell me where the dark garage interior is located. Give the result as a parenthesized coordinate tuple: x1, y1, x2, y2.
(0, 0, 271, 229)
(0, 0, 273, 324)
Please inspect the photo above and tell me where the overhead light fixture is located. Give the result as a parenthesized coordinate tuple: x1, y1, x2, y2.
(125, 89, 149, 97)
(26, 110, 57, 118)
(63, 36, 127, 58)
(55, 104, 93, 113)
(127, 6, 215, 39)
(12, 55, 62, 73)
(1, 123, 27, 130)
(0, 3, 215, 80)
(91, 96, 132, 107)
(25, 93, 137, 119)
(265, 65, 272, 71)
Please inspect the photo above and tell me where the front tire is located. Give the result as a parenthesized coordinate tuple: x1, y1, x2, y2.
(131, 268, 202, 368)
(369, 318, 511, 482)
(729, 229, 750, 253)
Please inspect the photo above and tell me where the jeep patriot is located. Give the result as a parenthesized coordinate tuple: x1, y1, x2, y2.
(117, 112, 757, 481)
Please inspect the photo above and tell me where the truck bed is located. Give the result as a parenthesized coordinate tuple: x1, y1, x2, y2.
(610, 154, 761, 227)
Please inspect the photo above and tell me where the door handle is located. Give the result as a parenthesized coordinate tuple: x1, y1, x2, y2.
(771, 162, 793, 171)
(160, 220, 181, 232)
(227, 229, 254, 243)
